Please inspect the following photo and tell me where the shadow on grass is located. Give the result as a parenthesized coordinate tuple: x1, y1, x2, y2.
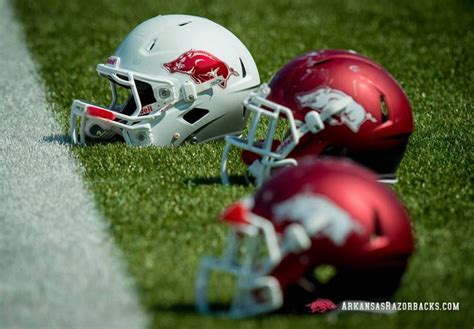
(149, 302, 333, 319)
(185, 174, 251, 186)
(150, 303, 197, 315)
(40, 133, 126, 146)
(150, 302, 270, 318)
(40, 133, 71, 145)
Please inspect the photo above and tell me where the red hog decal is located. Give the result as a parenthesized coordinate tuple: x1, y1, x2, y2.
(307, 299, 337, 314)
(163, 50, 239, 89)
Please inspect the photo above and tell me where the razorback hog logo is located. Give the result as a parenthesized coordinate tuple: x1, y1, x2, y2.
(272, 193, 363, 246)
(163, 50, 239, 89)
(297, 87, 377, 133)
(307, 298, 337, 314)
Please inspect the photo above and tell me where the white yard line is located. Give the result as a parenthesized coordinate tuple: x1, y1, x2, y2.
(0, 1, 149, 328)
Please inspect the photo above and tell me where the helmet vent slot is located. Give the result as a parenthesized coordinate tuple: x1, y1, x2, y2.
(178, 21, 192, 26)
(147, 39, 157, 52)
(183, 108, 209, 124)
(371, 211, 384, 239)
(239, 58, 247, 78)
(308, 58, 332, 68)
(380, 96, 389, 123)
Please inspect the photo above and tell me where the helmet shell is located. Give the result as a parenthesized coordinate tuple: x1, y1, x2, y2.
(251, 158, 414, 300)
(266, 50, 414, 175)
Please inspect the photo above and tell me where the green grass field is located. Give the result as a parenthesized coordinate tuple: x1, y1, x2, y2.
(14, 0, 473, 327)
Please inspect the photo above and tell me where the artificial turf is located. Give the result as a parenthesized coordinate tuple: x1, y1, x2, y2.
(13, 0, 473, 327)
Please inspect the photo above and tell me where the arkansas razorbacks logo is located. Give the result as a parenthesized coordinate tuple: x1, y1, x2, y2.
(163, 50, 239, 89)
(297, 87, 377, 133)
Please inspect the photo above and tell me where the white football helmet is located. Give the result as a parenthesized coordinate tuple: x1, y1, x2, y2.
(70, 14, 260, 146)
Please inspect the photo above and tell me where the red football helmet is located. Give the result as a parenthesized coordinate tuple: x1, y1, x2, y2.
(221, 49, 414, 186)
(197, 158, 414, 317)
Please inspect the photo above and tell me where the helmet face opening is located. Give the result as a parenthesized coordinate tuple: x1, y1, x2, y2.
(102, 66, 179, 118)
(114, 79, 158, 116)
(200, 270, 243, 314)
(195, 222, 285, 318)
(221, 84, 303, 186)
